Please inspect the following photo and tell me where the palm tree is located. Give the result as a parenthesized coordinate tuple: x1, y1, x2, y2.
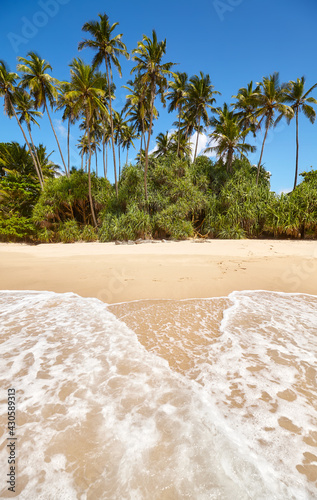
(56, 82, 77, 175)
(14, 89, 44, 185)
(205, 105, 256, 172)
(153, 132, 173, 157)
(186, 72, 220, 160)
(284, 76, 317, 189)
(255, 72, 294, 184)
(0, 60, 44, 189)
(232, 81, 260, 137)
(131, 29, 175, 200)
(113, 109, 127, 178)
(167, 72, 188, 156)
(170, 131, 192, 158)
(77, 134, 89, 171)
(101, 122, 111, 178)
(121, 123, 137, 165)
(17, 52, 67, 175)
(123, 78, 155, 161)
(78, 13, 128, 197)
(66, 58, 106, 227)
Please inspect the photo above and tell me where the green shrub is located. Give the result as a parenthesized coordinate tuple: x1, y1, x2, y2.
(0, 215, 36, 242)
(57, 220, 81, 243)
(99, 206, 152, 242)
(81, 224, 98, 242)
(154, 204, 194, 239)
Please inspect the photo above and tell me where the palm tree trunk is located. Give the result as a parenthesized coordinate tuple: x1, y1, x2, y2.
(293, 109, 299, 190)
(26, 121, 44, 185)
(86, 111, 97, 227)
(194, 116, 201, 161)
(140, 125, 144, 160)
(67, 116, 70, 175)
(11, 104, 43, 189)
(118, 146, 121, 179)
(102, 133, 106, 178)
(44, 100, 68, 176)
(177, 104, 182, 158)
(256, 122, 269, 185)
(227, 148, 233, 173)
(81, 150, 84, 171)
(95, 150, 98, 177)
(144, 79, 156, 201)
(105, 57, 118, 197)
(126, 146, 129, 165)
(106, 142, 108, 178)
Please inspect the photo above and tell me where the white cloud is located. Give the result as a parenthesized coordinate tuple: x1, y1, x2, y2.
(149, 144, 158, 155)
(190, 132, 217, 160)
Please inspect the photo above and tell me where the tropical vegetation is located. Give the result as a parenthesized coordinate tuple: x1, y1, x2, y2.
(1, 13, 317, 243)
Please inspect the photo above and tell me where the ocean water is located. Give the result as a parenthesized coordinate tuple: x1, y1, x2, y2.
(0, 290, 316, 499)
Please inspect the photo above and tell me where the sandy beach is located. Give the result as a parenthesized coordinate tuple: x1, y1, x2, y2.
(1, 239, 316, 302)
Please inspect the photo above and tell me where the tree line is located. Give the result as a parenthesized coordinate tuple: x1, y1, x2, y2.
(0, 13, 317, 242)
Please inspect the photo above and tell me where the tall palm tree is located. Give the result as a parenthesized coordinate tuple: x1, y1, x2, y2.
(284, 76, 317, 189)
(186, 72, 220, 160)
(66, 58, 106, 227)
(113, 109, 127, 178)
(56, 82, 77, 176)
(167, 72, 188, 157)
(14, 89, 44, 185)
(131, 29, 175, 200)
(17, 52, 67, 175)
(0, 60, 44, 189)
(255, 72, 293, 184)
(101, 122, 111, 178)
(123, 78, 154, 160)
(78, 13, 128, 197)
(205, 106, 256, 173)
(232, 81, 260, 138)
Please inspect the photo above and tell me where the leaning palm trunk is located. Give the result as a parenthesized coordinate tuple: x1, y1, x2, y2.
(11, 104, 43, 189)
(26, 121, 44, 185)
(118, 146, 121, 179)
(86, 112, 97, 227)
(44, 100, 67, 176)
(105, 58, 118, 197)
(293, 109, 299, 190)
(95, 151, 98, 177)
(256, 122, 269, 185)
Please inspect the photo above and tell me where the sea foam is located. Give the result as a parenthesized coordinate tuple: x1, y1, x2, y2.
(0, 290, 316, 499)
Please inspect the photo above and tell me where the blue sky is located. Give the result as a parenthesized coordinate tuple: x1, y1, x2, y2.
(1, 0, 317, 193)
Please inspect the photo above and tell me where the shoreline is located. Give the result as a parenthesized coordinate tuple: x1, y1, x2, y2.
(1, 239, 316, 303)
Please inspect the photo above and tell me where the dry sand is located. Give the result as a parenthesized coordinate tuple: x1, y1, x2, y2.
(1, 239, 316, 302)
